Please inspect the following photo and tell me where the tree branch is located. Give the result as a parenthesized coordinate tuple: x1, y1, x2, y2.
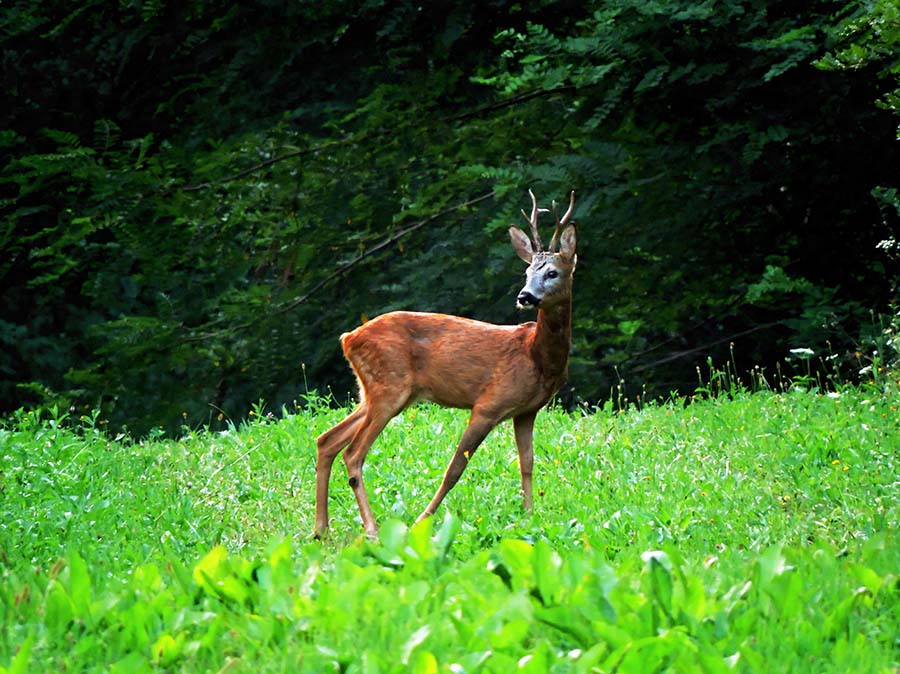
(178, 86, 575, 193)
(270, 190, 497, 317)
(628, 322, 781, 373)
(177, 190, 496, 343)
(180, 137, 357, 192)
(444, 85, 576, 123)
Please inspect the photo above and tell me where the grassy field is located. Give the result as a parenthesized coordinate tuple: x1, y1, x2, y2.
(1, 381, 898, 672)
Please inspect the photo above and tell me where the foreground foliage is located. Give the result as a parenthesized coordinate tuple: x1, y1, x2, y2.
(1, 385, 898, 672)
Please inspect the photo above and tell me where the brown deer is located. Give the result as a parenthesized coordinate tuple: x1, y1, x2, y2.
(314, 190, 577, 538)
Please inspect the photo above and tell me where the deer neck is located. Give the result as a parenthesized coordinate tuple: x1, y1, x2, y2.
(531, 298, 572, 379)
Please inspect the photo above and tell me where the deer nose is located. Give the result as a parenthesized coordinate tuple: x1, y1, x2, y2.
(516, 291, 540, 308)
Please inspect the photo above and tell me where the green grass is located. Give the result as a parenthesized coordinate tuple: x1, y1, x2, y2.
(1, 384, 898, 673)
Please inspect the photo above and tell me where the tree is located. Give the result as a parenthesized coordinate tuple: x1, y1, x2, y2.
(2, 0, 897, 434)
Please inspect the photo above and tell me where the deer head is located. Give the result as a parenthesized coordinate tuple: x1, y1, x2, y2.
(508, 190, 577, 309)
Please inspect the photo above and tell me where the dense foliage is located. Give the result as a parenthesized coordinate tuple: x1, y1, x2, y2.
(2, 0, 898, 433)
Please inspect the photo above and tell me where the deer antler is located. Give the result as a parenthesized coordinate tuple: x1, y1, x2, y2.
(521, 189, 549, 252)
(549, 191, 576, 252)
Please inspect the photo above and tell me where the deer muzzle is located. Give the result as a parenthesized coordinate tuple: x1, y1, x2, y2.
(516, 290, 540, 309)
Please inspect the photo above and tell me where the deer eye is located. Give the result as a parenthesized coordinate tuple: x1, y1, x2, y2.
(546, 269, 559, 279)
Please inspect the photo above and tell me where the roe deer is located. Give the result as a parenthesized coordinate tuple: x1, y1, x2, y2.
(314, 190, 577, 538)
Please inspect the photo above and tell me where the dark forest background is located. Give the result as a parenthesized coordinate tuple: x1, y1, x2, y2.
(2, 0, 898, 435)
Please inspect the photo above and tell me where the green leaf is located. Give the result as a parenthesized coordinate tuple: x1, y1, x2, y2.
(495, 539, 534, 590)
(634, 65, 669, 92)
(379, 519, 409, 557)
(433, 511, 461, 558)
(517, 640, 552, 673)
(755, 545, 787, 589)
(193, 545, 251, 603)
(407, 516, 435, 562)
(847, 563, 883, 594)
(67, 552, 92, 620)
(642, 550, 674, 619)
(410, 649, 438, 674)
(532, 539, 562, 605)
(193, 545, 229, 588)
(43, 580, 74, 634)
(151, 633, 184, 666)
(8, 635, 32, 674)
(401, 625, 431, 665)
(108, 652, 152, 674)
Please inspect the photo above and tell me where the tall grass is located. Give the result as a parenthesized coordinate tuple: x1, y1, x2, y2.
(1, 376, 898, 672)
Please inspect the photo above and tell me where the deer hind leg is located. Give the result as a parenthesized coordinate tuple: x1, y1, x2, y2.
(341, 390, 408, 539)
(314, 405, 367, 538)
(513, 412, 537, 512)
(416, 408, 500, 523)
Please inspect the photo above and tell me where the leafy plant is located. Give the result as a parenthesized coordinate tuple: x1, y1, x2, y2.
(2, 382, 899, 670)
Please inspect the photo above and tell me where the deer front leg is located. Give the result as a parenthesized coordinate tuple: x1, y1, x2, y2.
(513, 411, 536, 511)
(416, 410, 499, 523)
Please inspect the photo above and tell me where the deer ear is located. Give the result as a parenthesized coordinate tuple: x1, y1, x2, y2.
(558, 225, 576, 263)
(509, 226, 534, 263)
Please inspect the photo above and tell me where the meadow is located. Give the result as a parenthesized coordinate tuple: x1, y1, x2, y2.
(1, 376, 898, 673)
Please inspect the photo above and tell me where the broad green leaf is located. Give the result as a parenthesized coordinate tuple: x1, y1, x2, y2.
(847, 563, 883, 594)
(410, 649, 438, 674)
(573, 642, 609, 674)
(193, 545, 229, 588)
(108, 652, 152, 674)
(151, 633, 183, 666)
(43, 581, 73, 633)
(7, 635, 32, 674)
(490, 618, 530, 649)
(495, 539, 533, 590)
(401, 625, 431, 665)
(517, 640, 552, 674)
(66, 552, 92, 620)
(754, 545, 787, 589)
(642, 550, 674, 621)
(407, 516, 435, 562)
(379, 519, 408, 553)
(433, 511, 461, 557)
(532, 539, 562, 605)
